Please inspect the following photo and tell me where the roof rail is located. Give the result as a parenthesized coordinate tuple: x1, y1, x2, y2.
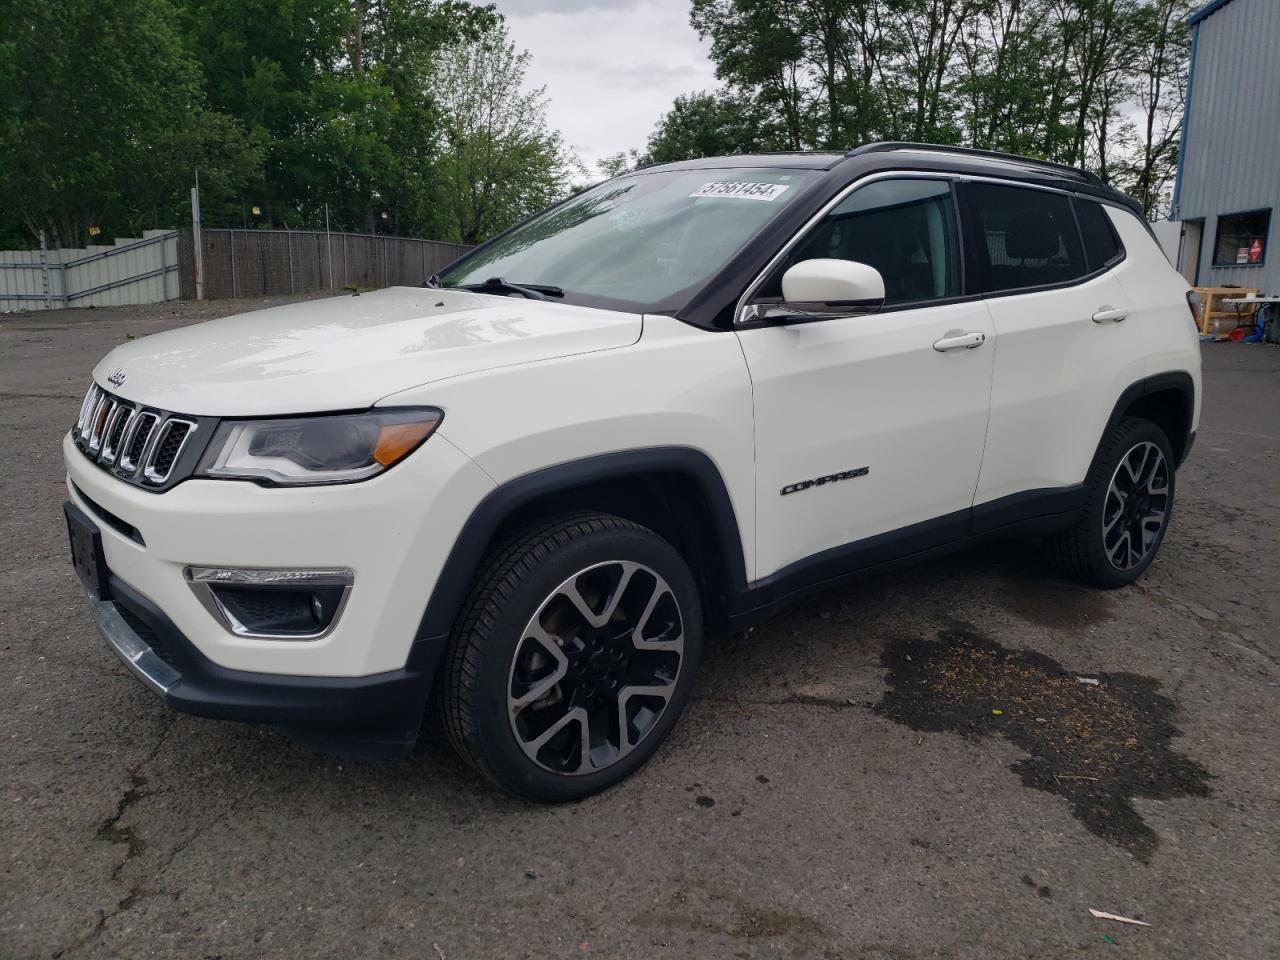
(845, 141, 1106, 187)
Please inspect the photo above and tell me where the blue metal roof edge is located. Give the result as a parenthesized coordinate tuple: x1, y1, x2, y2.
(1187, 0, 1236, 26)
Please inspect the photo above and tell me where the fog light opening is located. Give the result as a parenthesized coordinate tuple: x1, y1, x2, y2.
(184, 566, 354, 641)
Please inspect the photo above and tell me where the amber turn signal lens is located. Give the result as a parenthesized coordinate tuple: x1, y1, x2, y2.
(372, 419, 440, 466)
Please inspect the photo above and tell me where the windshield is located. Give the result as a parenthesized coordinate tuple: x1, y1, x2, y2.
(438, 168, 819, 314)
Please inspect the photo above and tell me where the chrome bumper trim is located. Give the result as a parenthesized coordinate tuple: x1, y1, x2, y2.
(183, 566, 354, 641)
(88, 593, 181, 694)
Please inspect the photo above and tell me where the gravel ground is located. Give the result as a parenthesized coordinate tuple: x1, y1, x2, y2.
(1, 297, 1277, 960)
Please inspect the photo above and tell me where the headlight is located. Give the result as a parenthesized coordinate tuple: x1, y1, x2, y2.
(195, 408, 442, 485)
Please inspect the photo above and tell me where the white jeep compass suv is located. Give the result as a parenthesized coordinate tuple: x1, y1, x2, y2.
(64, 143, 1201, 801)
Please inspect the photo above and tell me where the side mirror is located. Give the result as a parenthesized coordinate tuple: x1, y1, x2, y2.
(748, 258, 885, 322)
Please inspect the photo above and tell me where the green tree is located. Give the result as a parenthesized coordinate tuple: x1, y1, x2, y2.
(793, 0, 894, 147)
(691, 0, 812, 149)
(0, 0, 262, 248)
(954, 0, 1061, 156)
(643, 91, 779, 163)
(891, 0, 980, 144)
(428, 21, 580, 244)
(1114, 0, 1193, 217)
(659, 0, 1193, 218)
(0, 30, 25, 247)
(174, 0, 489, 232)
(597, 150, 641, 178)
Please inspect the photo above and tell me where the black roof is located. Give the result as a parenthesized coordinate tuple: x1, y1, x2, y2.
(846, 142, 1106, 187)
(640, 152, 848, 171)
(642, 141, 1142, 216)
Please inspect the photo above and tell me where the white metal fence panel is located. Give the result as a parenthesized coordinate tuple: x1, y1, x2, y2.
(0, 230, 179, 312)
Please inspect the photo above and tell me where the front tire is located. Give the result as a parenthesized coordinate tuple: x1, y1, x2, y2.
(436, 513, 702, 802)
(1049, 417, 1176, 588)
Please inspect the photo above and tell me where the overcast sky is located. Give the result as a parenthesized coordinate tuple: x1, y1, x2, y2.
(490, 0, 720, 176)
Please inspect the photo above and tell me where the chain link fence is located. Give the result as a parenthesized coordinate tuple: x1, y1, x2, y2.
(177, 228, 472, 300)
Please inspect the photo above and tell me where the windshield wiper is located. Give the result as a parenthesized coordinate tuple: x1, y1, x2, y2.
(455, 277, 564, 301)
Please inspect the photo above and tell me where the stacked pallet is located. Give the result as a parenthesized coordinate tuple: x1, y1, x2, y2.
(1193, 286, 1258, 336)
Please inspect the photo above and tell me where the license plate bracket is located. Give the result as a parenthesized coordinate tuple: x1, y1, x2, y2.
(65, 502, 111, 600)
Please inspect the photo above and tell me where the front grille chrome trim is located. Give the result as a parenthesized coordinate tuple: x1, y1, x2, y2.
(118, 411, 159, 474)
(76, 384, 99, 434)
(142, 418, 197, 485)
(87, 399, 116, 453)
(81, 393, 106, 444)
(71, 383, 208, 491)
(99, 405, 134, 465)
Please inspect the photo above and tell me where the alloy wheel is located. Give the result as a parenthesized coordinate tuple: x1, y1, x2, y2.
(506, 560, 684, 775)
(1102, 441, 1170, 571)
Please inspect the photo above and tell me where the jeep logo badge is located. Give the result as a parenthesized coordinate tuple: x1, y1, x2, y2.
(107, 369, 127, 387)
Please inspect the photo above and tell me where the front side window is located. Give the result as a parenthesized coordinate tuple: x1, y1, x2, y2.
(438, 168, 819, 314)
(768, 178, 960, 306)
(966, 183, 1087, 293)
(1213, 209, 1270, 266)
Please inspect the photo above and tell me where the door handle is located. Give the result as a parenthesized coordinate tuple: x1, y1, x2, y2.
(1091, 306, 1128, 323)
(933, 330, 987, 352)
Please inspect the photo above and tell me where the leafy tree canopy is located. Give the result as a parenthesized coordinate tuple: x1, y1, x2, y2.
(643, 91, 783, 165)
(0, 0, 263, 247)
(428, 21, 581, 244)
(651, 0, 1195, 218)
(0, 0, 578, 248)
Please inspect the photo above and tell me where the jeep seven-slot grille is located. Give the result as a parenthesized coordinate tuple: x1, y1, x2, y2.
(73, 383, 202, 490)
(149, 421, 191, 478)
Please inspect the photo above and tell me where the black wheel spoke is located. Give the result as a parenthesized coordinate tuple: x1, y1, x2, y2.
(508, 560, 684, 775)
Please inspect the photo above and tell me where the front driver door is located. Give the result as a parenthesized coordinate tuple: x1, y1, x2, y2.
(736, 176, 995, 582)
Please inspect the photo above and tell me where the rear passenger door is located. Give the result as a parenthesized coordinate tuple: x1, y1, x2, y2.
(961, 182, 1146, 515)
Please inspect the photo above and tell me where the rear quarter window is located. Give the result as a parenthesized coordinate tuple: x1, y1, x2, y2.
(1073, 198, 1125, 272)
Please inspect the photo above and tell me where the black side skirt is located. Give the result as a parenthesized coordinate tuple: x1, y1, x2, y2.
(727, 484, 1086, 629)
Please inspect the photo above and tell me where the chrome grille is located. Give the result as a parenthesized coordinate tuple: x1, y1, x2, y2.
(143, 419, 194, 484)
(120, 412, 158, 472)
(101, 405, 134, 464)
(71, 383, 203, 490)
(87, 397, 115, 453)
(76, 384, 101, 434)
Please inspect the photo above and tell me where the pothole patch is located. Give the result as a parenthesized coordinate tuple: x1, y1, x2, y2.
(875, 624, 1212, 861)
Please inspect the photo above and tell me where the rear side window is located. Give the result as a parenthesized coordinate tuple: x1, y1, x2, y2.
(1073, 198, 1124, 271)
(965, 183, 1087, 293)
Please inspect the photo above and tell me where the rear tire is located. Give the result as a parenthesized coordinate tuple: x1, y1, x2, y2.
(1049, 417, 1176, 588)
(436, 512, 702, 802)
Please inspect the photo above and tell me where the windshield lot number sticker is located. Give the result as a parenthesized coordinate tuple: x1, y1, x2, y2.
(691, 181, 790, 202)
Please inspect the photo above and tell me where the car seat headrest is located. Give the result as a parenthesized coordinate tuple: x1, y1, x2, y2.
(1005, 211, 1060, 260)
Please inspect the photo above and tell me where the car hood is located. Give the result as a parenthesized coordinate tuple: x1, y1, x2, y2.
(93, 287, 643, 416)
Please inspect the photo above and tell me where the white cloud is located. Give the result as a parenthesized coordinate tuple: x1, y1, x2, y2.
(491, 0, 720, 175)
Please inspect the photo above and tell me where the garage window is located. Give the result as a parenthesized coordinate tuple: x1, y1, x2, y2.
(1212, 209, 1270, 266)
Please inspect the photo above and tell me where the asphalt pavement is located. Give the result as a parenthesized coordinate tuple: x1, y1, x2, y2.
(1, 296, 1276, 959)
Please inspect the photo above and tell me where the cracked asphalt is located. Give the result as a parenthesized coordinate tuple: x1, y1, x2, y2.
(2, 297, 1278, 959)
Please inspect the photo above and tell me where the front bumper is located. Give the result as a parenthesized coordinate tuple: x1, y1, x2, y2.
(63, 428, 494, 677)
(87, 571, 444, 755)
